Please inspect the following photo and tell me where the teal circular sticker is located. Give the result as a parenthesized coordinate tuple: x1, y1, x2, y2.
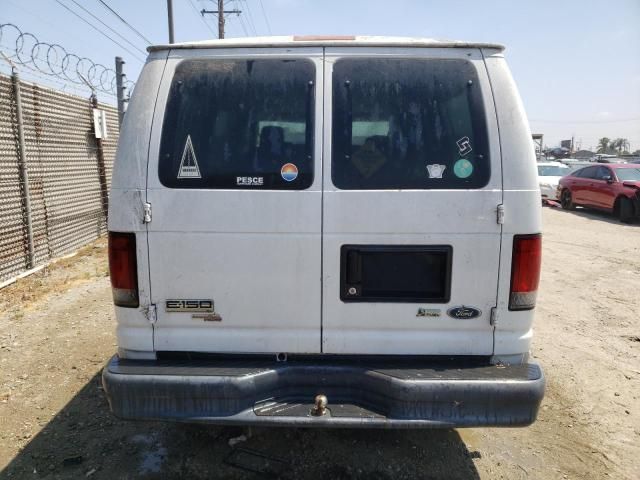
(453, 159, 474, 178)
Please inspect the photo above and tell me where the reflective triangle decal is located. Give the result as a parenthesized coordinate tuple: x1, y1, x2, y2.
(177, 135, 201, 179)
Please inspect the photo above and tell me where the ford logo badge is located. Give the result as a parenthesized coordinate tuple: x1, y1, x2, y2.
(447, 306, 482, 319)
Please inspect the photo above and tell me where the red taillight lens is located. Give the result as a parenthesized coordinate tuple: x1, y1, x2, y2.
(509, 234, 542, 311)
(108, 232, 139, 308)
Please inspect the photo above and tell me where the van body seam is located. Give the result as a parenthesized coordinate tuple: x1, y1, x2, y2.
(320, 48, 326, 353)
(480, 48, 505, 355)
(145, 52, 170, 351)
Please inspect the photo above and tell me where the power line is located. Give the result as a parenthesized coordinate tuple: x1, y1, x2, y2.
(240, 0, 258, 35)
(186, 0, 217, 37)
(68, 0, 147, 55)
(97, 0, 153, 45)
(54, 0, 146, 62)
(236, 11, 251, 36)
(5, 0, 91, 48)
(258, 0, 272, 35)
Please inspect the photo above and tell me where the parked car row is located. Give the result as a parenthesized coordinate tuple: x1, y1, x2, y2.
(554, 164, 640, 223)
(537, 162, 571, 200)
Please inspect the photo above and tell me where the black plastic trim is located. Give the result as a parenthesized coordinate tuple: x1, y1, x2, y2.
(102, 355, 545, 428)
(340, 245, 453, 303)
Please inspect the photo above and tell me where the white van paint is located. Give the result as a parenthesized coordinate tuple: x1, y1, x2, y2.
(108, 37, 542, 361)
(104, 37, 544, 427)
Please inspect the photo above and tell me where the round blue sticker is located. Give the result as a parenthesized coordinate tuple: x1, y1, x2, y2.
(453, 159, 474, 178)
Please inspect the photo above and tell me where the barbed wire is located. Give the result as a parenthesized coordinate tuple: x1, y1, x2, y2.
(0, 23, 136, 97)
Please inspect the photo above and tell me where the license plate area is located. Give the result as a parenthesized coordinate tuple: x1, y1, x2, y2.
(340, 245, 452, 303)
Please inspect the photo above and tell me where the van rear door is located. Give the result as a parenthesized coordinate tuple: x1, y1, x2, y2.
(146, 48, 323, 353)
(321, 48, 502, 355)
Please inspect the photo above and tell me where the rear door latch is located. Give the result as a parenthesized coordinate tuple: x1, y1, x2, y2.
(143, 202, 152, 223)
(146, 304, 157, 324)
(496, 204, 505, 225)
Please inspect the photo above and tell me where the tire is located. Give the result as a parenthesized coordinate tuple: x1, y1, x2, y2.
(617, 197, 634, 224)
(561, 190, 575, 210)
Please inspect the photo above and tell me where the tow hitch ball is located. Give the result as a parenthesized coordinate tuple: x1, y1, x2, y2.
(310, 394, 328, 416)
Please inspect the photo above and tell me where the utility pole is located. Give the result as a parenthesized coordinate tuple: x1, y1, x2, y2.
(167, 0, 175, 43)
(217, 0, 224, 39)
(201, 0, 241, 39)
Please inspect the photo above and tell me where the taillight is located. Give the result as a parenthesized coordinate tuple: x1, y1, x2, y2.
(509, 234, 542, 311)
(108, 232, 139, 308)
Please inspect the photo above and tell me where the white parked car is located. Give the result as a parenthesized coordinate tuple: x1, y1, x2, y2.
(537, 161, 570, 200)
(103, 36, 544, 428)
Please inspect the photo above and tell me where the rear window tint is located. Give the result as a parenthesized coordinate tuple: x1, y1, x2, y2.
(332, 58, 490, 189)
(159, 59, 315, 189)
(595, 166, 611, 180)
(578, 166, 598, 179)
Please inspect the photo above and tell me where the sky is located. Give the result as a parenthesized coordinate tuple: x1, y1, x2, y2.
(2, 0, 639, 151)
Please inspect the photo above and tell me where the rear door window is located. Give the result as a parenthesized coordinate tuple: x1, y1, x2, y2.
(579, 166, 599, 179)
(159, 59, 315, 189)
(595, 166, 611, 180)
(332, 58, 490, 189)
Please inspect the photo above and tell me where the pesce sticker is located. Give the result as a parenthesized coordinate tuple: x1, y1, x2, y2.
(236, 176, 264, 186)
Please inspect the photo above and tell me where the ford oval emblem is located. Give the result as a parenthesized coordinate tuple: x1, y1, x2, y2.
(447, 306, 482, 320)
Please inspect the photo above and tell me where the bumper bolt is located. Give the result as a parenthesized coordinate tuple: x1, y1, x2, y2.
(310, 394, 328, 416)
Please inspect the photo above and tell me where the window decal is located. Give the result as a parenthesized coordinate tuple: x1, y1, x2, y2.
(426, 164, 446, 179)
(281, 163, 299, 182)
(456, 136, 473, 156)
(453, 159, 474, 178)
(177, 135, 201, 179)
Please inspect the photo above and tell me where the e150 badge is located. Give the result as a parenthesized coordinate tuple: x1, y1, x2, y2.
(165, 299, 214, 312)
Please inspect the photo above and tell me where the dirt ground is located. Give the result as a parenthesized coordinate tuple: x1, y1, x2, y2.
(0, 206, 638, 479)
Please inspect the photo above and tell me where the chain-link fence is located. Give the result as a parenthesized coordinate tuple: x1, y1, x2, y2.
(0, 71, 118, 284)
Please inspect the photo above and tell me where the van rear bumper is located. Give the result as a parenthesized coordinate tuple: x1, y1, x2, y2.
(102, 355, 544, 428)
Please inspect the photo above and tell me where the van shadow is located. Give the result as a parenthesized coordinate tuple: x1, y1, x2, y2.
(547, 204, 639, 227)
(1, 373, 481, 480)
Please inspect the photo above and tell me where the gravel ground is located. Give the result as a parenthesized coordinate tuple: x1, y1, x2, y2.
(0, 206, 638, 479)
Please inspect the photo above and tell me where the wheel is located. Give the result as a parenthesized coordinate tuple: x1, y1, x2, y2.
(561, 190, 575, 210)
(617, 197, 634, 224)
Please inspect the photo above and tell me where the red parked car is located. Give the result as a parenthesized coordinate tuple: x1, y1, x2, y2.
(557, 164, 640, 223)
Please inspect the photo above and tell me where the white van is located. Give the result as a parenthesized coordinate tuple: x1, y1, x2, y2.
(103, 36, 544, 427)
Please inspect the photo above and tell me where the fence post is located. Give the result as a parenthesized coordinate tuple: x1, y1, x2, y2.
(12, 69, 35, 269)
(115, 56, 125, 128)
(91, 94, 109, 221)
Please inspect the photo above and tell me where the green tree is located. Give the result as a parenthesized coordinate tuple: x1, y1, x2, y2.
(611, 138, 630, 154)
(596, 137, 611, 153)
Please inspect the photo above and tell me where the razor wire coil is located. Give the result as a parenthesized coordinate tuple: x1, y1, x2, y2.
(0, 23, 136, 97)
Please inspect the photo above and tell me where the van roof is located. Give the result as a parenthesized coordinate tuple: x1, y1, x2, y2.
(148, 35, 505, 52)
